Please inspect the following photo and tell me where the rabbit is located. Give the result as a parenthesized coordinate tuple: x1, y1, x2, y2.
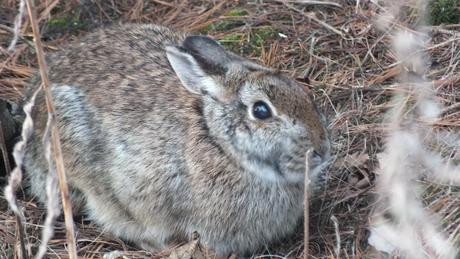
(23, 24, 331, 256)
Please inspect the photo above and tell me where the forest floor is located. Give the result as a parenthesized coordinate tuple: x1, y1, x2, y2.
(0, 0, 459, 258)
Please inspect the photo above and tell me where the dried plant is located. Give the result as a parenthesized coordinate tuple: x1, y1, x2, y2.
(22, 0, 78, 257)
(7, 0, 25, 52)
(3, 0, 78, 258)
(368, 1, 460, 258)
(35, 115, 60, 259)
(3, 87, 39, 259)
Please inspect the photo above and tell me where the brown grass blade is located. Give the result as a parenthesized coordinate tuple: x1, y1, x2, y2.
(23, 0, 78, 258)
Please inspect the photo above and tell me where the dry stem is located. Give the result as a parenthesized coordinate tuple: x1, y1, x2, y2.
(3, 87, 39, 259)
(279, 1, 345, 38)
(23, 0, 78, 258)
(7, 0, 26, 52)
(0, 123, 12, 178)
(303, 150, 311, 259)
(0, 122, 27, 259)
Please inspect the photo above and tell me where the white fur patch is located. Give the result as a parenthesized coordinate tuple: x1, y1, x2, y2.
(242, 159, 283, 183)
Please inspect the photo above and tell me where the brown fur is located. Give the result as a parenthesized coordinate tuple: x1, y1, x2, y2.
(23, 24, 330, 256)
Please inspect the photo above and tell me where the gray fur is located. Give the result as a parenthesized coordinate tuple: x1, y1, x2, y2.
(23, 24, 331, 256)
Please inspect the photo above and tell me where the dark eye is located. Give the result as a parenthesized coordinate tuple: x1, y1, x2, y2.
(252, 101, 272, 120)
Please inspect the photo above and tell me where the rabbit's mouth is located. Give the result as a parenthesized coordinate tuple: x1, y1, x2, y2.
(278, 147, 331, 183)
(231, 134, 330, 183)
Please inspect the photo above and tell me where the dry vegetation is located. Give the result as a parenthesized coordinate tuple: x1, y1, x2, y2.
(0, 0, 459, 258)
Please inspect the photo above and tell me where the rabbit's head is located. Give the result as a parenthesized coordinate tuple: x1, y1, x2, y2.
(166, 36, 330, 184)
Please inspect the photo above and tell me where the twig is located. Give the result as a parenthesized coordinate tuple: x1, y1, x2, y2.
(163, 0, 185, 24)
(0, 122, 28, 259)
(35, 114, 61, 259)
(7, 0, 26, 52)
(279, 1, 345, 38)
(330, 215, 341, 258)
(4, 87, 40, 259)
(23, 0, 78, 258)
(275, 0, 342, 8)
(0, 122, 12, 177)
(0, 24, 34, 48)
(151, 0, 175, 8)
(303, 150, 311, 259)
(37, 0, 60, 24)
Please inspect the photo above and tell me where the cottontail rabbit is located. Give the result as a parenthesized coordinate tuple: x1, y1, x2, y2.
(24, 24, 330, 256)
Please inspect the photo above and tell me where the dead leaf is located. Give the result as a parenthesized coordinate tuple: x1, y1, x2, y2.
(166, 232, 200, 259)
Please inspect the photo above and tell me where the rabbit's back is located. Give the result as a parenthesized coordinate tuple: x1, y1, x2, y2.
(46, 24, 188, 115)
(25, 24, 196, 223)
(43, 23, 194, 174)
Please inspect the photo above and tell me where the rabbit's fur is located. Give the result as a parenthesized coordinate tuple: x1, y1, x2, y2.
(24, 24, 330, 256)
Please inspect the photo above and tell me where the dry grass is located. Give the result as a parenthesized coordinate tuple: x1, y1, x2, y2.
(0, 0, 459, 258)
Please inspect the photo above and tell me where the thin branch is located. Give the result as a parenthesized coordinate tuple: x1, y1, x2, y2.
(275, 0, 342, 8)
(3, 87, 40, 259)
(23, 0, 78, 258)
(0, 23, 34, 48)
(278, 1, 345, 38)
(303, 150, 312, 259)
(331, 215, 341, 258)
(7, 0, 26, 52)
(151, 0, 175, 8)
(35, 115, 61, 259)
(0, 122, 12, 177)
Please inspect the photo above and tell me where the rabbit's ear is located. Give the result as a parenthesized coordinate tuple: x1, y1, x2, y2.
(166, 36, 231, 96)
(182, 36, 231, 75)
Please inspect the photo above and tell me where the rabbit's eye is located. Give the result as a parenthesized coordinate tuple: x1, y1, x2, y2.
(252, 101, 272, 120)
